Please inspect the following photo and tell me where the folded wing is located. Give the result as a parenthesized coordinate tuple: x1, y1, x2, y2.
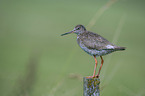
(79, 31, 117, 50)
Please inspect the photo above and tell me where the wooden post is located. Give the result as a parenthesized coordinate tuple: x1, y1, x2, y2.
(83, 77, 100, 96)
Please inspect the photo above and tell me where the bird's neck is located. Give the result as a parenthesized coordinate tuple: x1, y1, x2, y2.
(76, 31, 86, 36)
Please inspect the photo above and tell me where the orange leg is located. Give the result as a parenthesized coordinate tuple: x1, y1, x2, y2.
(93, 55, 97, 77)
(96, 56, 104, 77)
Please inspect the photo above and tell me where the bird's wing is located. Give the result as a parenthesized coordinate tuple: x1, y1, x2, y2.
(79, 31, 115, 50)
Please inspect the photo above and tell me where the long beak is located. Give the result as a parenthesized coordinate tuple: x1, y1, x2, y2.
(61, 31, 74, 36)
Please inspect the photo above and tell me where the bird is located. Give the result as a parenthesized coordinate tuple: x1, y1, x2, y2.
(61, 25, 125, 78)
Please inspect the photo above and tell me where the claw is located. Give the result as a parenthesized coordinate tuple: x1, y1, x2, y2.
(86, 76, 96, 79)
(95, 75, 99, 78)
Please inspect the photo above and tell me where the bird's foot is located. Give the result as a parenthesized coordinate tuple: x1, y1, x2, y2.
(95, 75, 99, 78)
(86, 75, 99, 79)
(86, 76, 95, 79)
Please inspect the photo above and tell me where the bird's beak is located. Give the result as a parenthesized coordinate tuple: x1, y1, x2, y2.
(61, 31, 74, 36)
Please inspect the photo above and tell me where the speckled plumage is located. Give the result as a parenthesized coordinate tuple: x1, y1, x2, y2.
(62, 24, 125, 57)
(61, 24, 125, 78)
(77, 30, 124, 56)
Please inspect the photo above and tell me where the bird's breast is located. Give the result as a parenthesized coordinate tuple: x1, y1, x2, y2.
(77, 37, 94, 55)
(77, 36, 114, 56)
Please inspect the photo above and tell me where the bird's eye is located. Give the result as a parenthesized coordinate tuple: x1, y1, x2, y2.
(76, 27, 80, 30)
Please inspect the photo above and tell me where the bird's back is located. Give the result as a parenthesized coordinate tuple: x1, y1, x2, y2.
(77, 31, 115, 50)
(77, 31, 125, 56)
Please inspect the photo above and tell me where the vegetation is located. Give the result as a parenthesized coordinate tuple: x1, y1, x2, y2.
(0, 0, 145, 96)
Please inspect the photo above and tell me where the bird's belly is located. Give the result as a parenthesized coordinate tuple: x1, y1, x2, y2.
(79, 43, 113, 56)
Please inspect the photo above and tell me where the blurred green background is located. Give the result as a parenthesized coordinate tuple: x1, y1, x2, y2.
(0, 0, 145, 96)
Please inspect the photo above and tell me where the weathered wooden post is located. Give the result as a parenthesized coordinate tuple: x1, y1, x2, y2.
(83, 77, 100, 96)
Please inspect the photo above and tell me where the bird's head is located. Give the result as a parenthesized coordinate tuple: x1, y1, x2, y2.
(61, 25, 86, 36)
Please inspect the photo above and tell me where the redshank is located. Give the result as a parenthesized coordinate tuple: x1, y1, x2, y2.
(61, 25, 125, 78)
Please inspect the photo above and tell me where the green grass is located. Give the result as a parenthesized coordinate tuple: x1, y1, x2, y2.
(0, 0, 145, 96)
